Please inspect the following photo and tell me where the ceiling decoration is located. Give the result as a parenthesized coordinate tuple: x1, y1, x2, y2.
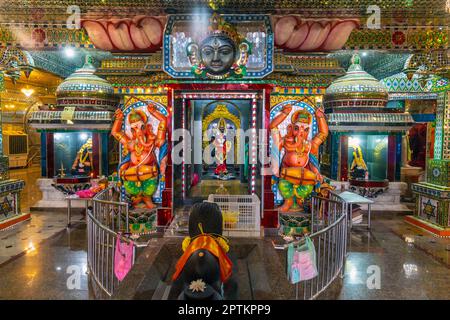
(96, 54, 163, 76)
(344, 27, 449, 51)
(82, 16, 164, 52)
(0, 48, 35, 84)
(401, 51, 450, 82)
(329, 51, 411, 80)
(273, 16, 359, 52)
(274, 54, 344, 76)
(29, 49, 112, 78)
(0, 1, 448, 20)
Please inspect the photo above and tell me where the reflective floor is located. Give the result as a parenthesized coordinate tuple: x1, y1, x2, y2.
(0, 219, 89, 299)
(320, 214, 450, 299)
(0, 211, 449, 299)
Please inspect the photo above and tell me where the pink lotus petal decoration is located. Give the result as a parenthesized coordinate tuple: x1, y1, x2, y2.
(82, 16, 164, 52)
(274, 16, 359, 52)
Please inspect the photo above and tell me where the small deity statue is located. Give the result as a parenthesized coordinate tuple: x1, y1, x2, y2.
(270, 104, 329, 212)
(350, 145, 369, 180)
(71, 137, 93, 175)
(111, 104, 168, 208)
(213, 118, 231, 176)
(186, 13, 251, 79)
(172, 202, 234, 300)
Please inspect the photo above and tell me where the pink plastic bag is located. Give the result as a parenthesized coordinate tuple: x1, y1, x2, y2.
(114, 234, 134, 282)
(291, 250, 318, 282)
(76, 189, 95, 198)
(287, 237, 318, 284)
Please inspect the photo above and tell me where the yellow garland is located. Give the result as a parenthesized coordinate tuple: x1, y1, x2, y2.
(182, 236, 230, 253)
(181, 222, 230, 253)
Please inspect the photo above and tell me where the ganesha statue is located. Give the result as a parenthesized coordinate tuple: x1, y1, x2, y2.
(270, 104, 329, 212)
(111, 103, 168, 208)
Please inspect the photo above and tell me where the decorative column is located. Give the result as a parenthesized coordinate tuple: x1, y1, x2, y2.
(250, 96, 257, 194)
(181, 98, 186, 199)
(340, 135, 349, 181)
(387, 135, 397, 181)
(330, 132, 340, 180)
(157, 88, 173, 227)
(408, 90, 450, 236)
(0, 72, 27, 230)
(262, 88, 277, 229)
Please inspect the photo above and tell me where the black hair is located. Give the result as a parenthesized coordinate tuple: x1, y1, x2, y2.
(188, 202, 223, 237)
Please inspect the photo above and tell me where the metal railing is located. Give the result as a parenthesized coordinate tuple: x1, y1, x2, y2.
(88, 186, 132, 297)
(274, 193, 348, 300)
(89, 187, 347, 299)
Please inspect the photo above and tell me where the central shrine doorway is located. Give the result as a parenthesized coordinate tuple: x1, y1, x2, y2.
(172, 91, 263, 208)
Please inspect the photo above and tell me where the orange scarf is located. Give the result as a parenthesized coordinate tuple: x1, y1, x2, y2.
(172, 235, 233, 283)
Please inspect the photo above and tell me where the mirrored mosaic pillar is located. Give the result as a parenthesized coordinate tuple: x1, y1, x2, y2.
(0, 72, 9, 181)
(0, 71, 26, 229)
(409, 90, 450, 236)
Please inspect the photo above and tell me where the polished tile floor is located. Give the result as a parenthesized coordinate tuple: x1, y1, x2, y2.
(0, 211, 85, 265)
(2, 169, 447, 299)
(0, 211, 448, 300)
(321, 214, 450, 299)
(0, 217, 89, 300)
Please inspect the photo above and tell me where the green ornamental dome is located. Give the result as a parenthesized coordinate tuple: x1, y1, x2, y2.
(56, 55, 117, 111)
(324, 54, 388, 111)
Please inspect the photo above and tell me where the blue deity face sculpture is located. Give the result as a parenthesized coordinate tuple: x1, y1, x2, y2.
(199, 35, 237, 75)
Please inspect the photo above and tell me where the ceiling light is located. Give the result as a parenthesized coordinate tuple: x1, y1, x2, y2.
(21, 88, 34, 97)
(64, 47, 75, 58)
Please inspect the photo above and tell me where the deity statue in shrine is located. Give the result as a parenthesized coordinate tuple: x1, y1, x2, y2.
(270, 104, 329, 212)
(112, 104, 168, 208)
(350, 145, 369, 180)
(71, 137, 93, 175)
(213, 118, 231, 177)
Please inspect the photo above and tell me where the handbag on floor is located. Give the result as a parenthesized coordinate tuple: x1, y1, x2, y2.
(287, 236, 318, 284)
(114, 233, 134, 282)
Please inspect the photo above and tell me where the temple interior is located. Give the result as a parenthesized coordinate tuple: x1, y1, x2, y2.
(0, 0, 449, 303)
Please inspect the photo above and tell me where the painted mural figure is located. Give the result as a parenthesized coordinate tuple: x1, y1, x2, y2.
(112, 104, 167, 208)
(270, 104, 329, 212)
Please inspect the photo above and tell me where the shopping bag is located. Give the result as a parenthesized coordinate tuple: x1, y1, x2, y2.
(287, 243, 294, 282)
(288, 236, 318, 284)
(114, 233, 134, 282)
